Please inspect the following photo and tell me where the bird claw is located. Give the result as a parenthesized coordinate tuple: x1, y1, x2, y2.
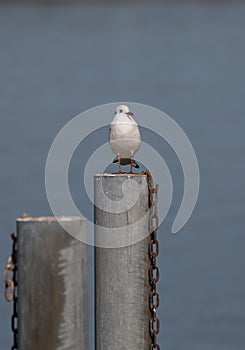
(112, 171, 136, 175)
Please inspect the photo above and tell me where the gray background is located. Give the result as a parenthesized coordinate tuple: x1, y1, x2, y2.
(0, 3, 245, 349)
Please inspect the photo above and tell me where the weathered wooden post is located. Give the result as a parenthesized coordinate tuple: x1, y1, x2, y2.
(94, 174, 151, 349)
(17, 216, 88, 350)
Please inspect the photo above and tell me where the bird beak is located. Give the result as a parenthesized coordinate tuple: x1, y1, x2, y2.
(126, 112, 134, 116)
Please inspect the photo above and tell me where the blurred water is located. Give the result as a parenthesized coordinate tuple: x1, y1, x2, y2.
(0, 3, 245, 349)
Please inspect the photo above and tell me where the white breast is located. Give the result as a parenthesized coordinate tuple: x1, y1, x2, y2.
(109, 115, 141, 158)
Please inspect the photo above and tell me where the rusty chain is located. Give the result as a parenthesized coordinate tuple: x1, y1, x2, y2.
(4, 233, 18, 349)
(142, 170, 160, 350)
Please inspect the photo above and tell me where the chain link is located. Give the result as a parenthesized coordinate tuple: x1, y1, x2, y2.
(142, 170, 160, 350)
(4, 233, 18, 349)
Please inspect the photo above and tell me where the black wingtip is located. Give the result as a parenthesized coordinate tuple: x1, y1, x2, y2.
(133, 161, 140, 169)
(113, 158, 140, 168)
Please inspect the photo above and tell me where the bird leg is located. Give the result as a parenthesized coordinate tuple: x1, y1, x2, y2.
(117, 153, 121, 173)
(130, 157, 133, 174)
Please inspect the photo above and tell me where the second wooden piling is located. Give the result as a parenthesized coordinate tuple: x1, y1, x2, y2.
(17, 216, 88, 350)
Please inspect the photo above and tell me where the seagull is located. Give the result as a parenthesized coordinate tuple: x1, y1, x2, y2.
(109, 104, 141, 173)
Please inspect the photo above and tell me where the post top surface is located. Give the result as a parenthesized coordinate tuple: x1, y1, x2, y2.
(95, 173, 147, 177)
(16, 215, 85, 222)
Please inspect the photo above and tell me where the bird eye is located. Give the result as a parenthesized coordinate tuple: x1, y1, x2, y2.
(119, 109, 123, 113)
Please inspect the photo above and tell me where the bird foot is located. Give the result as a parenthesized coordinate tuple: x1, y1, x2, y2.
(112, 171, 136, 175)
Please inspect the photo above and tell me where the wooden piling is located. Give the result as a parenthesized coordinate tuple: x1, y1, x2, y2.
(17, 216, 88, 350)
(94, 174, 151, 349)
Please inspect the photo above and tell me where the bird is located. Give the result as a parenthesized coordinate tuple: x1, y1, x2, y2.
(109, 104, 141, 173)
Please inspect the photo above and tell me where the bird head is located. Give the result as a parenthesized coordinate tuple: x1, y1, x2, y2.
(115, 105, 134, 116)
